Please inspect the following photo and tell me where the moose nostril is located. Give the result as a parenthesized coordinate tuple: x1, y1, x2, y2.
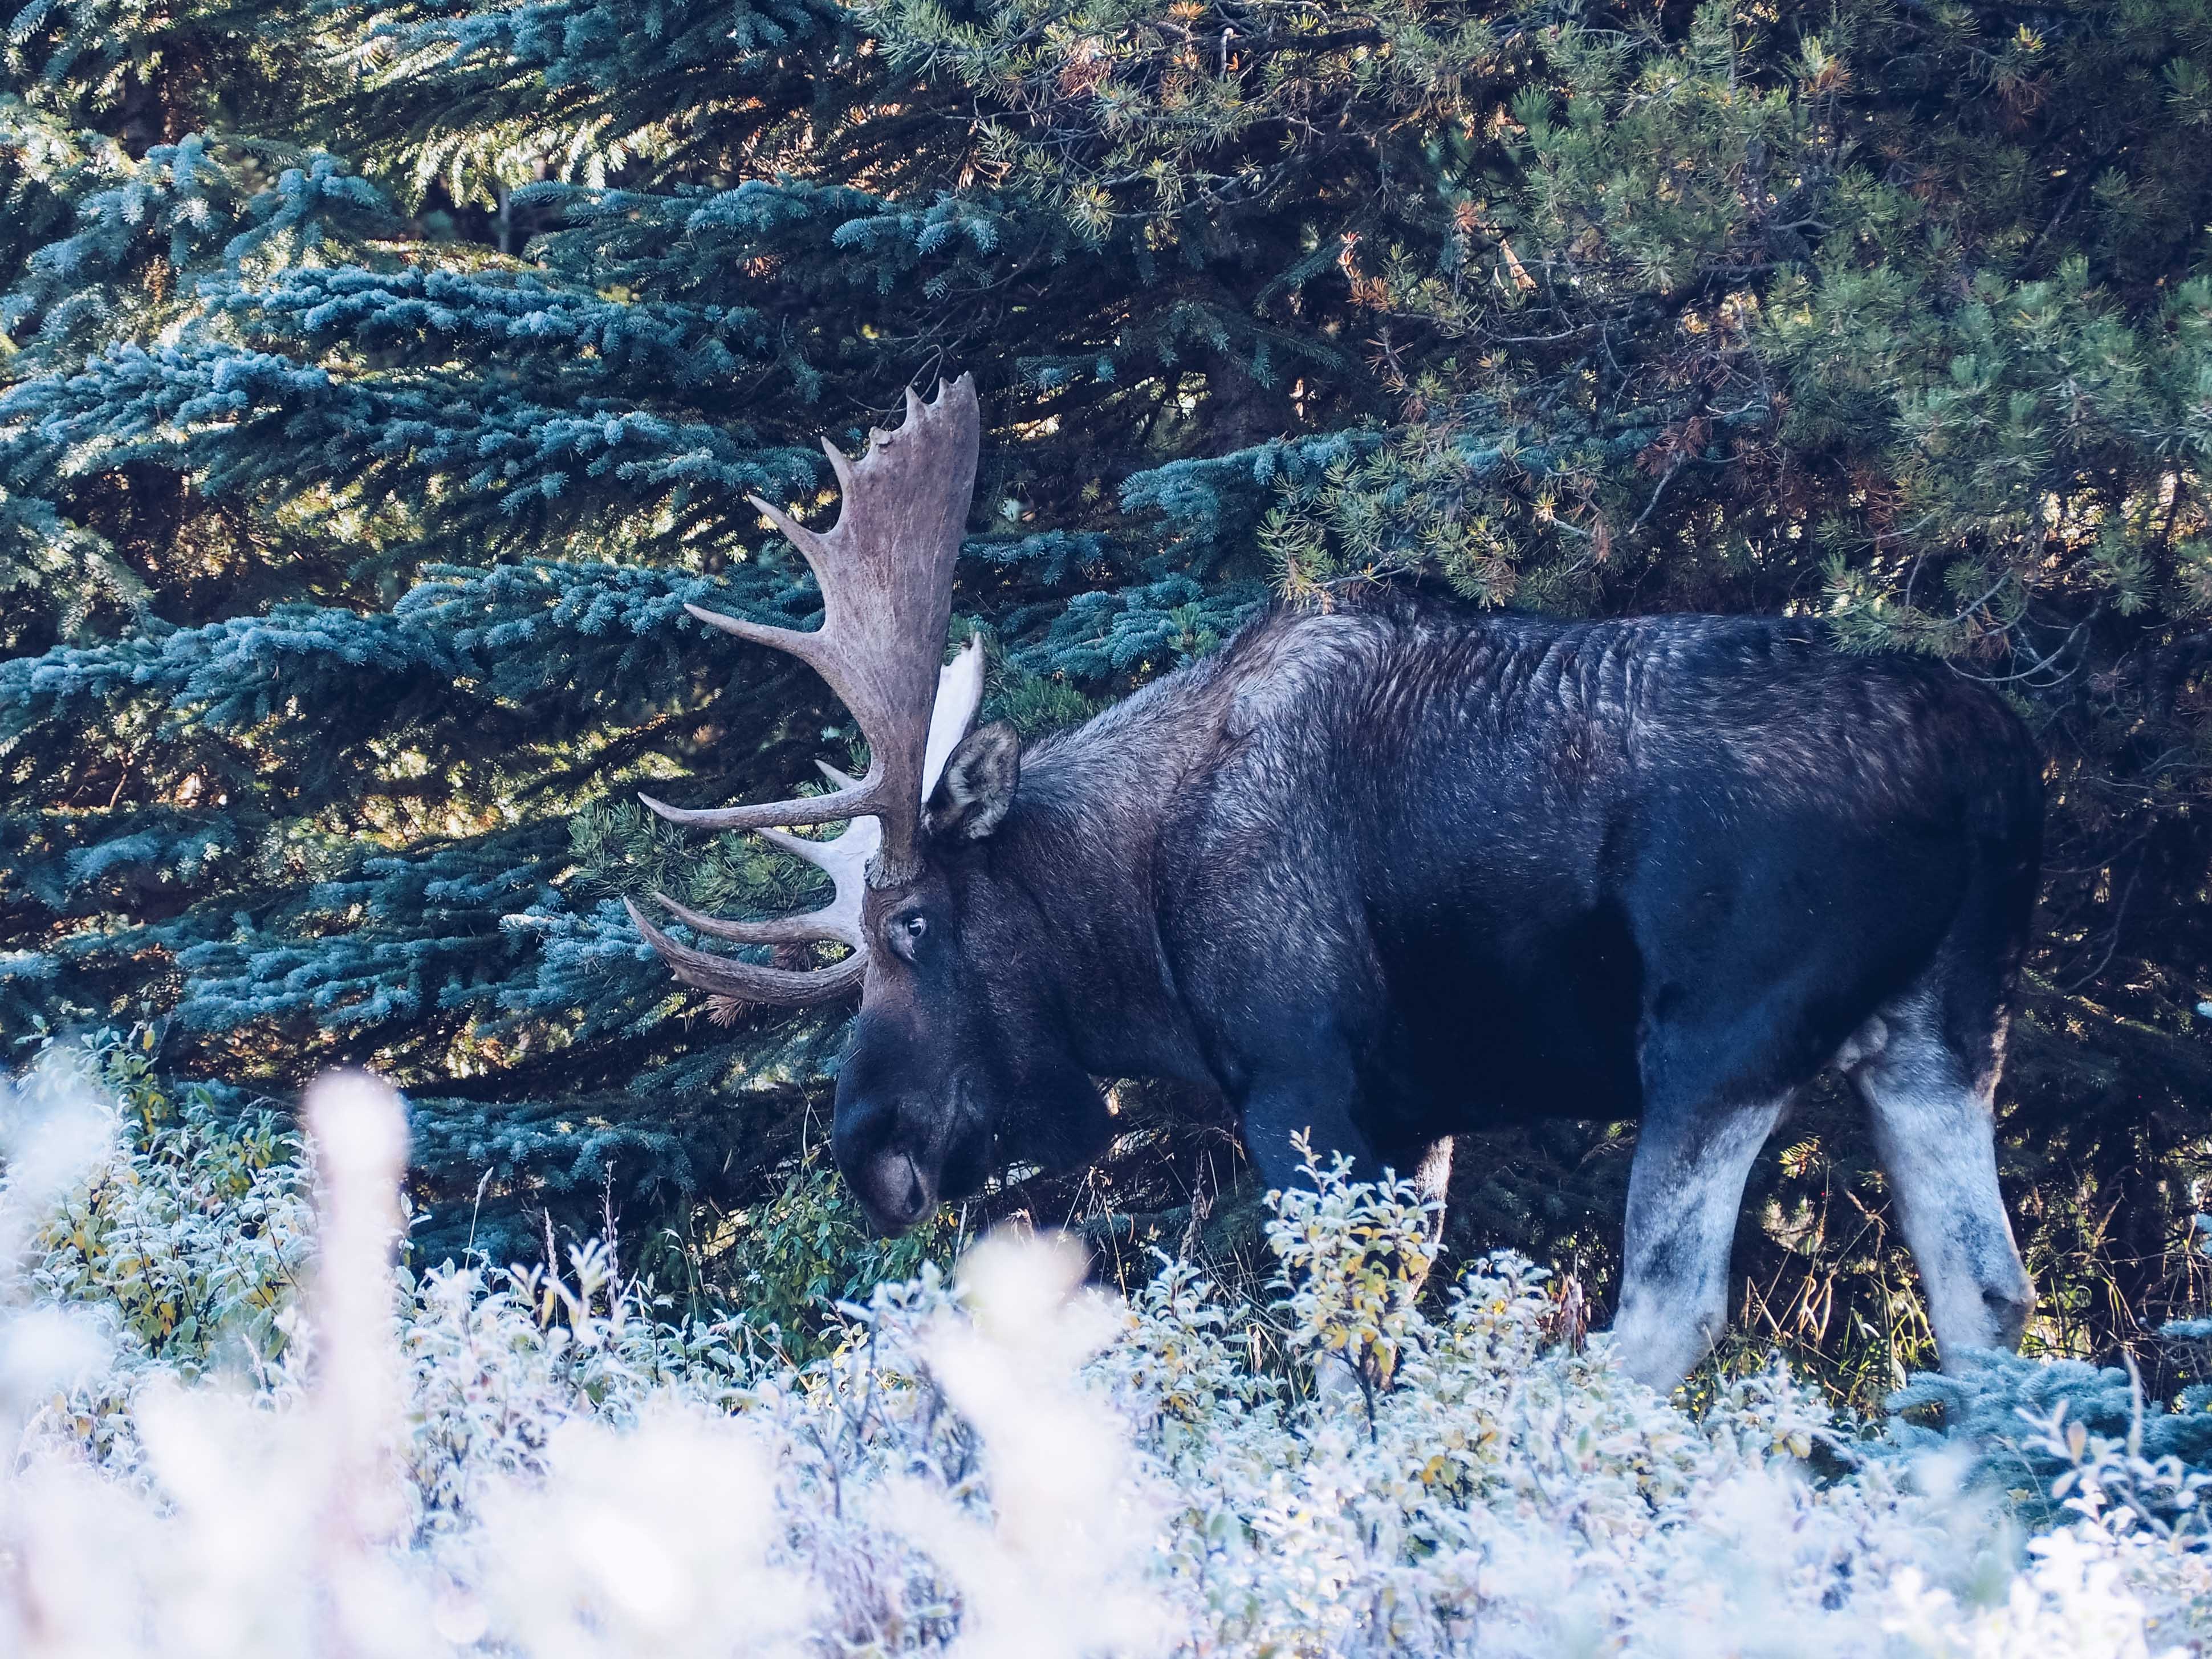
(833, 1094, 898, 1167)
(831, 1096, 937, 1233)
(864, 1150, 934, 1234)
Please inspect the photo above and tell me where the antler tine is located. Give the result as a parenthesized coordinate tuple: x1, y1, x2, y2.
(755, 819, 876, 947)
(621, 815, 871, 1004)
(631, 810, 876, 958)
(637, 774, 875, 835)
(646, 891, 845, 948)
(640, 375, 982, 861)
(625, 897, 865, 1006)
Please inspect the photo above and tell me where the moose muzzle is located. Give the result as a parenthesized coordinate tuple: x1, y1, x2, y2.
(833, 1093, 939, 1234)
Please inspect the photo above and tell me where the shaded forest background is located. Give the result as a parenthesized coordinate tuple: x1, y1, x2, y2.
(5, 0, 2210, 1402)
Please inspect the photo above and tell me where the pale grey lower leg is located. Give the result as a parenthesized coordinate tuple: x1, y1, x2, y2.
(1412, 1136, 1453, 1258)
(1611, 1098, 1787, 1390)
(1850, 1013, 2034, 1365)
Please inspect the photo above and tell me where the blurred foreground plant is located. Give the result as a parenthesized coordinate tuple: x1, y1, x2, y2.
(0, 1051, 2207, 1656)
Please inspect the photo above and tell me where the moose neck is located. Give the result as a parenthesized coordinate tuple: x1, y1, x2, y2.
(991, 732, 1218, 1092)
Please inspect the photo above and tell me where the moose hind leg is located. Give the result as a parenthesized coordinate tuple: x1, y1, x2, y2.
(1611, 1097, 1787, 1390)
(1849, 1000, 2034, 1364)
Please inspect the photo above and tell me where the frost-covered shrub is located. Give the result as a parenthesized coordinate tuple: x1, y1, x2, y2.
(726, 1149, 962, 1365)
(1, 1047, 2208, 1657)
(30, 1066, 307, 1372)
(1890, 1345, 2212, 1530)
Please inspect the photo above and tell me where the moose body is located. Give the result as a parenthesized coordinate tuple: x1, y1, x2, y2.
(633, 379, 2042, 1388)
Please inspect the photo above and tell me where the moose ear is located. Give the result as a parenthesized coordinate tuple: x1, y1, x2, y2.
(924, 721, 1020, 841)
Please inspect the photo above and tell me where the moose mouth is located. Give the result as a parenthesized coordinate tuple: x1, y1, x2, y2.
(848, 1108, 997, 1236)
(857, 1149, 937, 1234)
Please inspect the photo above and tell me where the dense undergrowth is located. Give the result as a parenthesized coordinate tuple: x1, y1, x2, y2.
(3, 1035, 2211, 1656)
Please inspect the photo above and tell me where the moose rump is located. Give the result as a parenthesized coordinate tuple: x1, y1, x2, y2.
(628, 376, 2044, 1390)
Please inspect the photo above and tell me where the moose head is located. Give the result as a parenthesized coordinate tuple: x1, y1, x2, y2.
(627, 377, 1109, 1233)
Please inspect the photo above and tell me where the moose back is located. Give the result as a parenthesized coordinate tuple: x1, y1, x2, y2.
(631, 377, 2042, 1388)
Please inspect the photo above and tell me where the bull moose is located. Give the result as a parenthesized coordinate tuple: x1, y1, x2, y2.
(628, 376, 2042, 1388)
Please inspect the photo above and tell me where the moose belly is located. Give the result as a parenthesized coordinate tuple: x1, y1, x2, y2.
(1374, 894, 1646, 1132)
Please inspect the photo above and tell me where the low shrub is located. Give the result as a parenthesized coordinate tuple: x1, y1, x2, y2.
(1, 1040, 2207, 1656)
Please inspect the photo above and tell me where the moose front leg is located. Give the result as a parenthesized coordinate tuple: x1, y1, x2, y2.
(1237, 1056, 1377, 1195)
(1611, 1095, 1788, 1390)
(1241, 1060, 1419, 1404)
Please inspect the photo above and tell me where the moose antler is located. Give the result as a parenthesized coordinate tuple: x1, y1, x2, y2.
(636, 376, 981, 880)
(627, 376, 985, 1007)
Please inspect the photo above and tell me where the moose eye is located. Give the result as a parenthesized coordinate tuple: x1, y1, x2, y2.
(888, 910, 929, 961)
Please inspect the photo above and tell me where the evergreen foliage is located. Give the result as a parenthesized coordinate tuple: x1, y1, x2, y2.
(1890, 1339, 2212, 1528)
(4, 0, 2211, 1386)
